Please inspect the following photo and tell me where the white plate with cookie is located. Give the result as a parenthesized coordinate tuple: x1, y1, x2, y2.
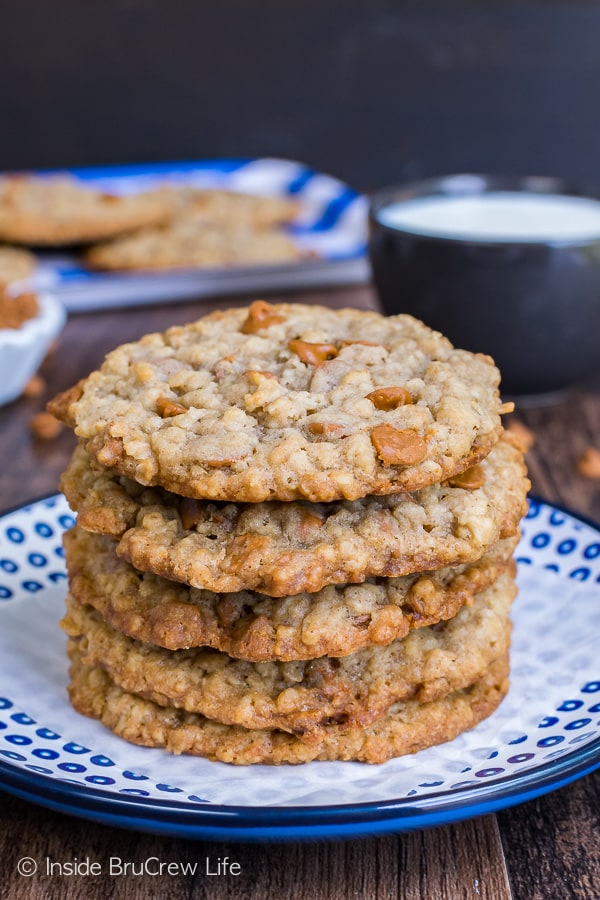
(1, 495, 600, 840)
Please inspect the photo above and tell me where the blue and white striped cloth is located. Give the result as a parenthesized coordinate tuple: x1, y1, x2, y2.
(30, 158, 368, 312)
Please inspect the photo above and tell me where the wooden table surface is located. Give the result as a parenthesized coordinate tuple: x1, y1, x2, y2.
(1, 284, 599, 900)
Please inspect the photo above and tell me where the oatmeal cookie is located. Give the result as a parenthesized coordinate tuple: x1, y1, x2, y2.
(67, 647, 509, 764)
(49, 303, 508, 502)
(183, 189, 298, 226)
(85, 216, 302, 271)
(85, 187, 301, 271)
(0, 175, 172, 245)
(62, 572, 514, 740)
(64, 526, 518, 659)
(61, 438, 528, 596)
(156, 187, 299, 227)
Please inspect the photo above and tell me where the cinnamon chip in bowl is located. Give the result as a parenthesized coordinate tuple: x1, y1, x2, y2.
(0, 291, 66, 406)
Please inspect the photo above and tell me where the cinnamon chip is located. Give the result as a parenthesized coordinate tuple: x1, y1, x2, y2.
(179, 498, 204, 529)
(156, 397, 188, 417)
(308, 422, 349, 438)
(240, 300, 285, 334)
(371, 425, 427, 466)
(366, 387, 412, 410)
(577, 447, 600, 479)
(288, 340, 338, 366)
(0, 290, 38, 330)
(446, 465, 486, 491)
(22, 374, 46, 399)
(29, 411, 63, 440)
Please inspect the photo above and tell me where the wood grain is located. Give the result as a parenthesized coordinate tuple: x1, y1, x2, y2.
(0, 793, 513, 900)
(398, 817, 512, 900)
(498, 775, 600, 900)
(0, 284, 599, 899)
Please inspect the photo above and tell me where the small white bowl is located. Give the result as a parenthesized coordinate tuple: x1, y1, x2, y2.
(0, 292, 66, 406)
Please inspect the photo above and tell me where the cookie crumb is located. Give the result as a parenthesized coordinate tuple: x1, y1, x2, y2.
(22, 374, 46, 399)
(577, 447, 600, 479)
(29, 411, 63, 440)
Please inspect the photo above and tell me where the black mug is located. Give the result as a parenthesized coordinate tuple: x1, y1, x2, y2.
(369, 174, 600, 395)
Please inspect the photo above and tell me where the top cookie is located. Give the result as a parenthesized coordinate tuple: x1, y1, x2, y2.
(0, 175, 173, 246)
(49, 302, 507, 502)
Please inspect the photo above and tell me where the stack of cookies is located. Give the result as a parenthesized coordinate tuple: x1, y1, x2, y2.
(49, 301, 529, 765)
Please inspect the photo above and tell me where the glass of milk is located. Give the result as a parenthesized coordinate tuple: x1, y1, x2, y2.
(369, 175, 600, 395)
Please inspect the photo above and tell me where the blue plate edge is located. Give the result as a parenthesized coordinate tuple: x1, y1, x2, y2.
(1, 741, 600, 842)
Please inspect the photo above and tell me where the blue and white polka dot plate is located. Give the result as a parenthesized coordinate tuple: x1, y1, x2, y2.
(1, 494, 600, 842)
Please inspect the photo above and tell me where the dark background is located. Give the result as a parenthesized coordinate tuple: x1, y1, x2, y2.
(1, 1, 599, 191)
